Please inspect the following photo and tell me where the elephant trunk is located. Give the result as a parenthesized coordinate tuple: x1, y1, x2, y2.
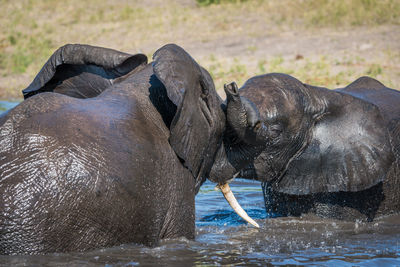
(225, 82, 267, 145)
(206, 82, 266, 229)
(209, 82, 266, 184)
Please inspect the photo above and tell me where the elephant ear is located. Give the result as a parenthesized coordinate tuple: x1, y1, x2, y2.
(274, 86, 394, 195)
(22, 44, 147, 99)
(153, 44, 225, 180)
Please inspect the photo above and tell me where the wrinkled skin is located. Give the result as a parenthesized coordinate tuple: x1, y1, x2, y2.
(0, 44, 228, 254)
(209, 73, 400, 222)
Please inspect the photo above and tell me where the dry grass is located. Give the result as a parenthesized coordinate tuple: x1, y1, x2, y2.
(205, 50, 400, 96)
(0, 0, 399, 100)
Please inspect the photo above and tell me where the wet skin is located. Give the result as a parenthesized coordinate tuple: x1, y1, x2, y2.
(0, 44, 227, 254)
(209, 74, 400, 222)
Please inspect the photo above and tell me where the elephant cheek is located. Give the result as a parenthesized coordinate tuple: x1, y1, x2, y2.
(242, 154, 278, 182)
(239, 165, 258, 179)
(208, 144, 236, 184)
(208, 160, 234, 184)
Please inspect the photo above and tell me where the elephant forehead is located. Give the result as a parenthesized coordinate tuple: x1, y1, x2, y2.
(241, 87, 301, 121)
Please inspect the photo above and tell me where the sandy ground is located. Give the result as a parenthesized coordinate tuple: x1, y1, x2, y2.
(188, 25, 400, 62)
(1, 1, 399, 100)
(189, 25, 400, 93)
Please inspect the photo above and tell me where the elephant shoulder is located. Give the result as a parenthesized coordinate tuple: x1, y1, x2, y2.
(337, 76, 399, 104)
(0, 93, 79, 152)
(345, 76, 386, 90)
(337, 76, 389, 99)
(2, 92, 72, 126)
(336, 77, 400, 127)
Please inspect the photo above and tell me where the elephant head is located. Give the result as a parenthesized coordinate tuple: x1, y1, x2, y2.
(21, 43, 227, 193)
(152, 44, 227, 191)
(210, 73, 394, 200)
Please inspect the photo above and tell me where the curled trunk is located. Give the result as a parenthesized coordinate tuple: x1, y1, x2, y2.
(207, 82, 268, 227)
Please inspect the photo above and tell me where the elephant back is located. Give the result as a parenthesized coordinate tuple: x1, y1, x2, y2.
(337, 76, 400, 161)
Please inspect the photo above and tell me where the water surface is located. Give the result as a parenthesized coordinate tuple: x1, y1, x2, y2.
(0, 101, 18, 113)
(0, 102, 399, 266)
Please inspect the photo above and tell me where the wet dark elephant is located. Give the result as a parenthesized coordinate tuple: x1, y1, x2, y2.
(0, 44, 230, 254)
(209, 74, 400, 222)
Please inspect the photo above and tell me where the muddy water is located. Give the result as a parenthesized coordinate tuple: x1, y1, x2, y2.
(1, 102, 399, 266)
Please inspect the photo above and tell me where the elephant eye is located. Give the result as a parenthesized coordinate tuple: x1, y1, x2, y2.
(269, 124, 282, 138)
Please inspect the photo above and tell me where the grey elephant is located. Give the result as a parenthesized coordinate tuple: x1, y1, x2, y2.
(209, 73, 399, 222)
(0, 43, 243, 255)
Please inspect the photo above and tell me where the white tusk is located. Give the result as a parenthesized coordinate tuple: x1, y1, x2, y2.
(214, 172, 240, 191)
(218, 183, 260, 228)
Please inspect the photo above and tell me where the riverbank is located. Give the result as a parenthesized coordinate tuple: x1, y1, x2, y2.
(1, 0, 399, 100)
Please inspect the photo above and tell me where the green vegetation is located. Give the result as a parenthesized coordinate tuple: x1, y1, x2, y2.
(199, 0, 400, 26)
(203, 53, 397, 92)
(196, 0, 247, 6)
(3, 33, 53, 74)
(367, 64, 383, 77)
(0, 0, 399, 99)
(303, 0, 400, 27)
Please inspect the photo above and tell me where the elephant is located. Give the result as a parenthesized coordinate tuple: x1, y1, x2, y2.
(0, 43, 243, 255)
(208, 73, 400, 222)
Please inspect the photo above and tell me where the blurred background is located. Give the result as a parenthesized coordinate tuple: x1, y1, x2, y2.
(0, 0, 399, 100)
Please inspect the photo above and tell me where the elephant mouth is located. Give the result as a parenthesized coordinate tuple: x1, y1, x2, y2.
(216, 182, 260, 228)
